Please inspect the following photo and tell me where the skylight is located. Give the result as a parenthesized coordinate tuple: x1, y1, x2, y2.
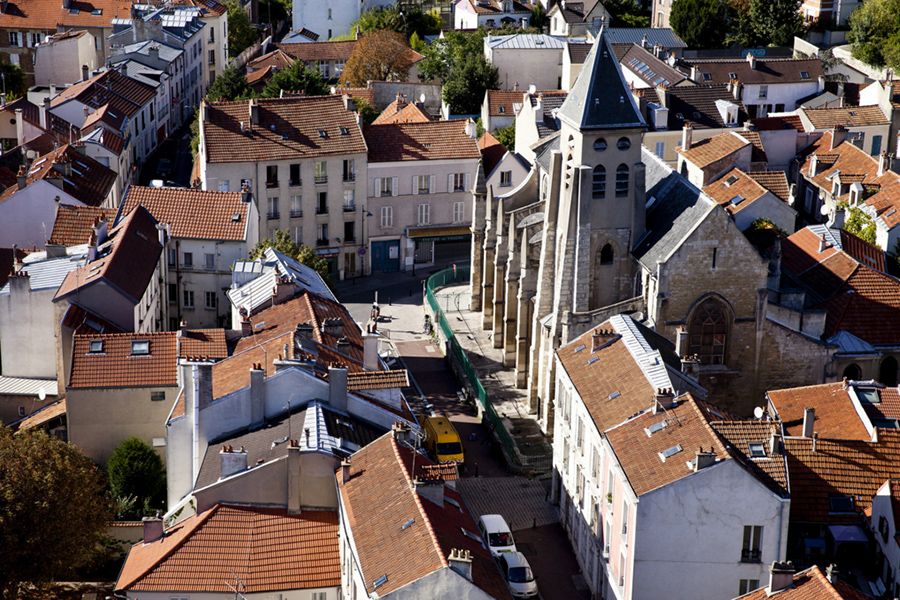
(89, 340, 104, 353)
(608, 391, 621, 400)
(658, 444, 683, 461)
(644, 419, 668, 436)
(725, 175, 738, 186)
(857, 388, 880, 405)
(373, 575, 388, 589)
(728, 72, 737, 79)
(401, 518, 415, 530)
(318, 129, 328, 138)
(748, 443, 765, 458)
(702, 73, 711, 81)
(573, 344, 586, 353)
(800, 70, 809, 79)
(587, 356, 600, 365)
(729, 195, 745, 206)
(339, 126, 349, 135)
(828, 494, 855, 514)
(131, 340, 150, 355)
(461, 528, 482, 543)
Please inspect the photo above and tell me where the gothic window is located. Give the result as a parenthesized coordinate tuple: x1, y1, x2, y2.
(687, 298, 729, 366)
(615, 164, 629, 198)
(599, 243, 614, 265)
(843, 363, 862, 381)
(592, 165, 606, 199)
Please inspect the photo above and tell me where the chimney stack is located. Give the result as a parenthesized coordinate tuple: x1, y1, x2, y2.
(681, 122, 693, 150)
(746, 52, 757, 69)
(448, 549, 474, 582)
(14, 107, 24, 146)
(802, 407, 815, 438)
(768, 562, 795, 593)
(296, 322, 314, 340)
(142, 516, 164, 543)
(877, 152, 891, 177)
(328, 366, 348, 413)
(732, 80, 743, 101)
(694, 448, 716, 471)
(248, 98, 259, 128)
(39, 97, 49, 130)
(16, 165, 27, 190)
(219, 445, 248, 478)
(654, 388, 676, 412)
(340, 458, 351, 484)
(830, 125, 848, 150)
(249, 364, 265, 427)
(826, 563, 839, 584)
(818, 233, 828, 253)
(81, 64, 89, 82)
(240, 309, 252, 337)
(362, 328, 379, 371)
(322, 317, 343, 339)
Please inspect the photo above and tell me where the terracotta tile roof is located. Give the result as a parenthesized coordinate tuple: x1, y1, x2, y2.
(478, 131, 507, 176)
(677, 131, 750, 169)
(803, 105, 890, 129)
(466, 0, 533, 14)
(739, 129, 768, 162)
(0, 0, 131, 30)
(686, 57, 823, 85)
(51, 69, 156, 119)
(178, 328, 228, 360)
(245, 64, 275, 87)
(606, 394, 731, 496)
(203, 96, 366, 163)
(664, 84, 749, 130)
(737, 565, 870, 599)
(371, 99, 431, 125)
(278, 40, 357, 62)
(49, 204, 117, 246)
(710, 420, 788, 495)
(0, 144, 117, 206)
(122, 186, 249, 241)
(17, 397, 67, 430)
(212, 331, 292, 399)
(486, 89, 525, 117)
(703, 168, 770, 216)
(747, 170, 790, 201)
(54, 205, 163, 304)
(174, 0, 228, 16)
(365, 121, 480, 163)
(81, 124, 126, 155)
(116, 504, 340, 593)
(332, 86, 375, 106)
(247, 48, 295, 72)
(751, 115, 805, 132)
(785, 430, 900, 523)
(768, 382, 869, 441)
(346, 369, 409, 391)
(337, 433, 511, 599)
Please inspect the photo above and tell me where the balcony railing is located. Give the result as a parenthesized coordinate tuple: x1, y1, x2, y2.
(316, 206, 328, 215)
(316, 238, 329, 246)
(289, 179, 301, 187)
(343, 173, 356, 182)
(265, 180, 278, 188)
(314, 175, 328, 184)
(267, 211, 280, 220)
(741, 549, 761, 563)
(289, 209, 303, 218)
(343, 203, 356, 212)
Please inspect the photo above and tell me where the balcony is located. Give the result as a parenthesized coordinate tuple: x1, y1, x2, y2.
(314, 175, 328, 184)
(316, 206, 328, 215)
(343, 173, 356, 182)
(343, 203, 356, 212)
(289, 179, 301, 187)
(289, 209, 303, 218)
(265, 180, 278, 189)
(316, 238, 329, 247)
(267, 211, 280, 220)
(741, 549, 761, 563)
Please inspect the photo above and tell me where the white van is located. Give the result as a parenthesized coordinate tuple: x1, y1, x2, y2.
(477, 514, 516, 557)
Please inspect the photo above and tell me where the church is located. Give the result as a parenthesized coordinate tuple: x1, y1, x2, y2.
(469, 30, 773, 430)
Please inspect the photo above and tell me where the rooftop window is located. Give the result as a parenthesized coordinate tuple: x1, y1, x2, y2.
(644, 419, 668, 436)
(89, 340, 104, 353)
(800, 70, 810, 79)
(857, 388, 881, 404)
(748, 443, 765, 458)
(658, 444, 683, 461)
(729, 195, 745, 206)
(131, 340, 150, 355)
(725, 175, 738, 186)
(828, 494, 855, 514)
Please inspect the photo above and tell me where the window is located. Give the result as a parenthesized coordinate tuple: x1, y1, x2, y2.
(741, 525, 763, 562)
(89, 340, 104, 353)
(218, 179, 230, 192)
(417, 203, 431, 225)
(344, 221, 356, 242)
(151, 391, 166, 401)
(343, 159, 355, 181)
(28, 32, 42, 47)
(201, 291, 216, 310)
(758, 85, 768, 99)
(453, 201, 465, 223)
(132, 340, 150, 355)
(616, 137, 631, 150)
(314, 161, 327, 183)
(205, 253, 215, 270)
(167, 248, 176, 266)
(415, 174, 432, 194)
(872, 135, 883, 156)
(380, 206, 393, 228)
(209, 27, 214, 42)
(592, 165, 606, 199)
(317, 191, 328, 214)
(183, 289, 195, 308)
(378, 177, 395, 197)
(8, 32, 19, 47)
(739, 580, 760, 595)
(711, 247, 718, 269)
(500, 170, 512, 187)
(451, 172, 467, 192)
(688, 297, 729, 365)
(327, 7, 332, 19)
(655, 141, 665, 158)
(318, 223, 329, 245)
(599, 243, 613, 265)
(168, 283, 176, 303)
(829, 494, 855, 514)
(343, 189, 355, 211)
(621, 501, 628, 535)
(208, 49, 215, 65)
(313, 593, 327, 600)
(843, 363, 862, 380)
(183, 252, 193, 267)
(615, 164, 629, 197)
(267, 197, 280, 219)
(290, 194, 302, 217)
(748, 443, 765, 458)
(593, 138, 607, 152)
(289, 163, 301, 186)
(880, 515, 890, 542)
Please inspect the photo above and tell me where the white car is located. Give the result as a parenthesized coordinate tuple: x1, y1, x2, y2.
(499, 552, 538, 598)
(477, 514, 516, 557)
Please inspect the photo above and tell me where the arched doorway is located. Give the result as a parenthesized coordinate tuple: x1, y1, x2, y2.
(880, 356, 898, 387)
(842, 363, 862, 381)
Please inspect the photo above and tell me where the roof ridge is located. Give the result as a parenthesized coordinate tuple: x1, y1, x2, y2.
(389, 436, 448, 569)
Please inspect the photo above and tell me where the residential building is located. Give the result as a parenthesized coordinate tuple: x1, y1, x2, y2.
(602, 28, 686, 58)
(872, 480, 900, 597)
(66, 328, 227, 463)
(481, 89, 523, 132)
(0, 0, 130, 81)
(800, 0, 860, 27)
(53, 205, 167, 332)
(616, 43, 690, 91)
(116, 505, 340, 599)
(181, 0, 229, 86)
(734, 564, 869, 599)
(278, 40, 356, 81)
(512, 89, 567, 164)
(797, 105, 891, 157)
(78, 120, 130, 202)
(0, 144, 117, 249)
(371, 95, 431, 125)
(859, 79, 900, 160)
(702, 167, 796, 232)
(121, 186, 258, 329)
(454, 0, 535, 30)
(244, 47, 295, 91)
(547, 0, 609, 37)
(485, 34, 570, 92)
(553, 315, 789, 600)
(364, 120, 480, 272)
(337, 431, 512, 599)
(676, 129, 755, 188)
(48, 204, 118, 247)
(651, 0, 673, 28)
(108, 41, 184, 137)
(32, 30, 99, 87)
(0, 98, 44, 148)
(480, 131, 530, 196)
(198, 96, 368, 280)
(0, 374, 59, 426)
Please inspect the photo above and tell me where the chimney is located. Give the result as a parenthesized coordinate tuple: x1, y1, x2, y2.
(655, 84, 668, 108)
(768, 562, 795, 593)
(640, 34, 648, 49)
(271, 273, 293, 305)
(392, 420, 410, 444)
(49, 83, 56, 98)
(414, 476, 445, 506)
(694, 448, 716, 471)
(219, 445, 248, 478)
(119, 62, 127, 77)
(877, 152, 890, 177)
(9, 270, 30, 294)
(249, 364, 265, 427)
(812, 431, 818, 452)
(654, 388, 676, 412)
(81, 64, 89, 82)
(818, 233, 828, 253)
(340, 458, 351, 484)
(16, 165, 26, 190)
(39, 97, 49, 130)
(322, 317, 343, 339)
(732, 80, 743, 101)
(149, 44, 159, 61)
(14, 108, 23, 146)
(689, 65, 699, 82)
(464, 118, 477, 139)
(746, 52, 757, 69)
(328, 366, 348, 413)
(826, 563, 839, 584)
(240, 309, 252, 337)
(248, 98, 259, 128)
(362, 329, 379, 371)
(287, 440, 301, 514)
(448, 549, 473, 582)
(681, 122, 693, 150)
(296, 322, 314, 340)
(142, 516, 164, 543)
(802, 407, 815, 438)
(675, 325, 688, 357)
(830, 125, 847, 150)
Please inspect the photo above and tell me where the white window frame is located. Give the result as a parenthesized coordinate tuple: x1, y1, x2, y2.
(183, 289, 195, 308)
(452, 201, 464, 223)
(380, 206, 393, 228)
(499, 170, 512, 187)
(204, 253, 215, 270)
(417, 203, 431, 225)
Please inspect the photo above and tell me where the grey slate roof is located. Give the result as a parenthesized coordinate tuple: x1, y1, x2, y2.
(558, 30, 646, 131)
(486, 34, 569, 50)
(228, 247, 335, 314)
(604, 28, 686, 49)
(0, 247, 88, 295)
(533, 133, 559, 173)
(633, 148, 715, 268)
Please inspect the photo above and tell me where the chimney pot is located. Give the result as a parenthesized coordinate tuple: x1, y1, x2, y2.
(448, 548, 474, 582)
(219, 445, 248, 478)
(826, 563, 839, 584)
(694, 448, 716, 471)
(818, 233, 827, 253)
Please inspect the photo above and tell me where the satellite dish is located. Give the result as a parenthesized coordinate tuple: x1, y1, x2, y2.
(753, 406, 764, 419)
(38, 387, 46, 401)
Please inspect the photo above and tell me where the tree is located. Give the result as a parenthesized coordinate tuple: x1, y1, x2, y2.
(0, 427, 112, 596)
(340, 30, 416, 87)
(354, 97, 379, 125)
(848, 0, 900, 68)
(843, 206, 877, 245)
(604, 0, 651, 27)
(0, 63, 26, 99)
(746, 0, 804, 47)
(250, 230, 332, 284)
(495, 123, 515, 150)
(225, 0, 258, 58)
(207, 65, 253, 101)
(107, 438, 166, 519)
(670, 0, 732, 49)
(350, 6, 441, 38)
(530, 3, 548, 31)
(418, 31, 498, 114)
(261, 61, 328, 97)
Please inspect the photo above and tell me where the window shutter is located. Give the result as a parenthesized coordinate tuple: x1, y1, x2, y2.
(429, 175, 435, 192)
(448, 173, 454, 192)
(373, 177, 381, 196)
(412, 175, 418, 193)
(464, 173, 470, 191)
(392, 177, 398, 196)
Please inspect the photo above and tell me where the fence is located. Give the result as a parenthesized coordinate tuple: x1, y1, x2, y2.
(424, 266, 526, 472)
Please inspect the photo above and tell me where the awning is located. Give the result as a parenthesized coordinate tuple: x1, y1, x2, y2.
(17, 398, 66, 431)
(828, 524, 868, 544)
(407, 225, 470, 240)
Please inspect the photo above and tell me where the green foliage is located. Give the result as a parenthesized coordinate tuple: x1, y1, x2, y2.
(340, 29, 414, 86)
(750, 218, 787, 237)
(670, 0, 732, 49)
(418, 31, 498, 114)
(604, 0, 651, 27)
(190, 110, 200, 158)
(225, 0, 258, 58)
(351, 6, 442, 38)
(475, 118, 485, 138)
(0, 427, 113, 596)
(261, 61, 328, 97)
(409, 31, 426, 53)
(107, 438, 166, 519)
(843, 206, 877, 245)
(494, 124, 515, 150)
(354, 97, 378, 125)
(745, 0, 805, 47)
(207, 65, 253, 101)
(250, 230, 332, 284)
(848, 0, 900, 68)
(530, 3, 548, 30)
(0, 62, 26, 99)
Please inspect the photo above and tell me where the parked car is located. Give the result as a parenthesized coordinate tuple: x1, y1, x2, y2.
(499, 552, 538, 598)
(423, 415, 464, 464)
(477, 514, 516, 557)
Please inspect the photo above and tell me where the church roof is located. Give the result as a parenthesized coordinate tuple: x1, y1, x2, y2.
(634, 148, 715, 268)
(557, 29, 645, 131)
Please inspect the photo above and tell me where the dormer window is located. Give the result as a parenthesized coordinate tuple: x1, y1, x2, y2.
(131, 340, 150, 355)
(89, 340, 104, 353)
(498, 105, 505, 113)
(748, 443, 765, 458)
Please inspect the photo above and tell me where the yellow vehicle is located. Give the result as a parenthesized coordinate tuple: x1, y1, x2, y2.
(424, 416, 465, 464)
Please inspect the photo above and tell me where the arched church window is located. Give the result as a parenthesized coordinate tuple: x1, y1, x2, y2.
(599, 243, 614, 265)
(687, 298, 729, 365)
(615, 164, 629, 197)
(593, 138, 607, 152)
(617, 137, 631, 150)
(592, 165, 606, 199)
(843, 363, 862, 381)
